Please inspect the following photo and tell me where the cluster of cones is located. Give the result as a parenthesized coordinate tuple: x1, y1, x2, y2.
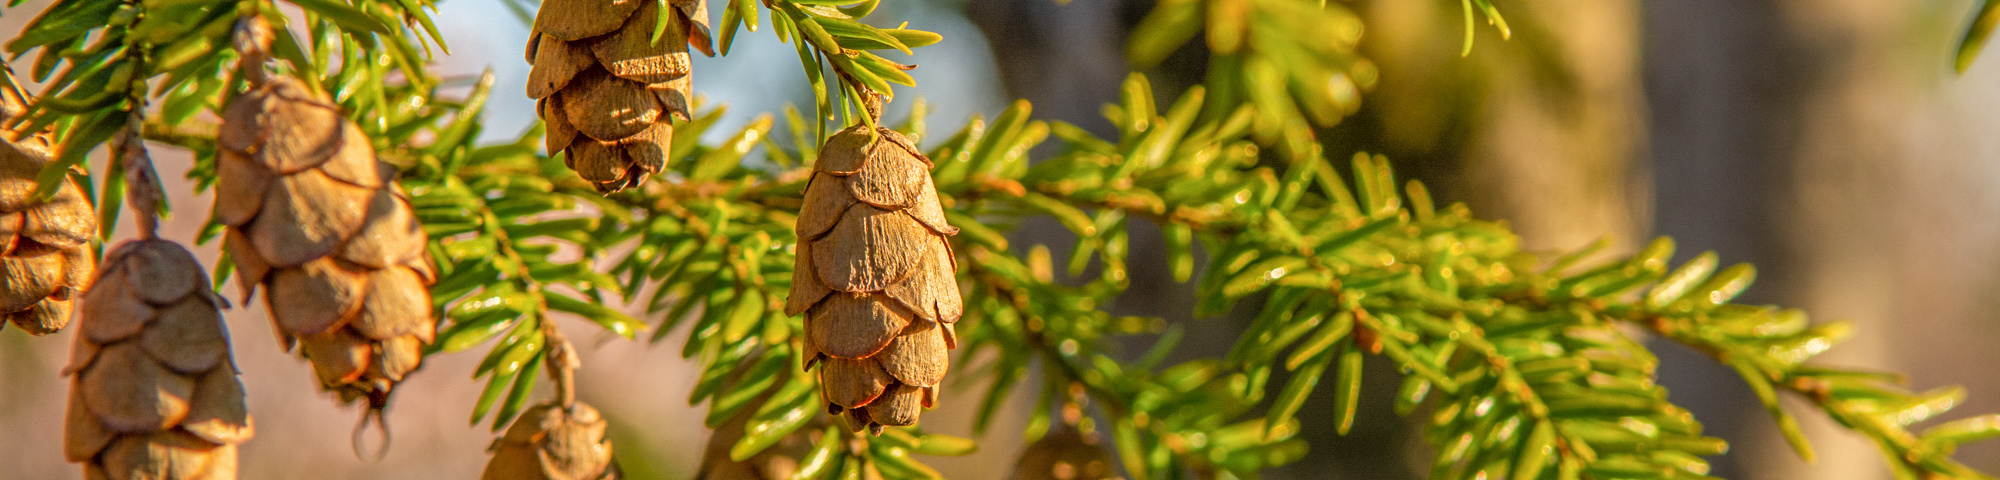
(14, 0, 988, 473)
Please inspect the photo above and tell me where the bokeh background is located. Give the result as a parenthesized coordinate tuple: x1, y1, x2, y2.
(5, 0, 2000, 478)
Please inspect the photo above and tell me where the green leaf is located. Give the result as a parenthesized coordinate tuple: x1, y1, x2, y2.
(1266, 355, 1329, 440)
(482, 326, 545, 378)
(717, 0, 744, 54)
(731, 0, 759, 33)
(854, 52, 915, 87)
(1921, 415, 2000, 447)
(1020, 193, 1094, 236)
(704, 356, 784, 427)
(1285, 312, 1353, 370)
(1645, 252, 1717, 309)
(720, 288, 767, 343)
(815, 16, 909, 55)
(9, 0, 119, 54)
(546, 293, 646, 339)
(730, 382, 817, 460)
(41, 111, 122, 199)
(469, 368, 517, 425)
(1731, 361, 1815, 462)
(285, 0, 392, 34)
(836, 0, 879, 17)
(781, 4, 841, 53)
(788, 426, 844, 480)
(870, 446, 944, 480)
(1688, 264, 1756, 310)
(910, 433, 977, 456)
(1332, 342, 1362, 435)
(1127, 0, 1200, 68)
(491, 353, 543, 430)
(436, 312, 519, 353)
(1163, 222, 1194, 282)
(884, 29, 941, 49)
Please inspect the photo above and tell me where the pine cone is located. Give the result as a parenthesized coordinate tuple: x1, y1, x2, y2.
(481, 402, 621, 480)
(0, 70, 95, 335)
(1010, 429, 1120, 480)
(216, 77, 435, 410)
(786, 125, 962, 433)
(63, 239, 253, 480)
(527, 0, 712, 193)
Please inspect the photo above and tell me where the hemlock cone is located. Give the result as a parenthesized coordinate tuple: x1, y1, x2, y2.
(64, 239, 253, 480)
(481, 402, 621, 480)
(0, 75, 94, 335)
(526, 0, 713, 193)
(216, 77, 436, 411)
(785, 125, 963, 433)
(1010, 429, 1120, 480)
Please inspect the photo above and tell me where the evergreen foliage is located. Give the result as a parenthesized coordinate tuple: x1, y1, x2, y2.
(6, 0, 2000, 477)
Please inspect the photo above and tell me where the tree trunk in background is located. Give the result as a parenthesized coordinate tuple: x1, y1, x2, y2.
(1641, 0, 1800, 477)
(1353, 1, 1652, 477)
(1649, 0, 2000, 478)
(1359, 0, 1649, 254)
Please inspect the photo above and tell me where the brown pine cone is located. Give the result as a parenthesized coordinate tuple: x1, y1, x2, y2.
(527, 0, 712, 193)
(0, 68, 94, 335)
(64, 239, 253, 480)
(216, 77, 436, 410)
(786, 125, 962, 433)
(481, 402, 621, 480)
(1010, 429, 1121, 480)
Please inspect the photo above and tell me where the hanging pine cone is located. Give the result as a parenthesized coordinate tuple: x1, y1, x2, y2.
(481, 401, 621, 480)
(0, 70, 94, 335)
(63, 239, 253, 480)
(1010, 429, 1121, 480)
(786, 125, 962, 434)
(527, 0, 712, 193)
(216, 76, 435, 410)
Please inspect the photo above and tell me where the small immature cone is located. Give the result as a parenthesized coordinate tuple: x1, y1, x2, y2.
(216, 77, 436, 410)
(527, 0, 712, 193)
(64, 239, 253, 480)
(1010, 429, 1120, 480)
(786, 125, 962, 433)
(481, 402, 621, 480)
(0, 69, 95, 335)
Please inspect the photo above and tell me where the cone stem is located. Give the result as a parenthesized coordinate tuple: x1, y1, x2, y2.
(232, 15, 274, 87)
(543, 320, 581, 409)
(115, 113, 161, 239)
(835, 70, 884, 123)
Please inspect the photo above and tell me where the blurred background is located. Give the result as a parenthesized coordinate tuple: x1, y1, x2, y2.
(5, 0, 2000, 478)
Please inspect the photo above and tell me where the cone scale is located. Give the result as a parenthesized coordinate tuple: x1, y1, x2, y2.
(786, 125, 962, 433)
(527, 0, 713, 193)
(216, 77, 437, 411)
